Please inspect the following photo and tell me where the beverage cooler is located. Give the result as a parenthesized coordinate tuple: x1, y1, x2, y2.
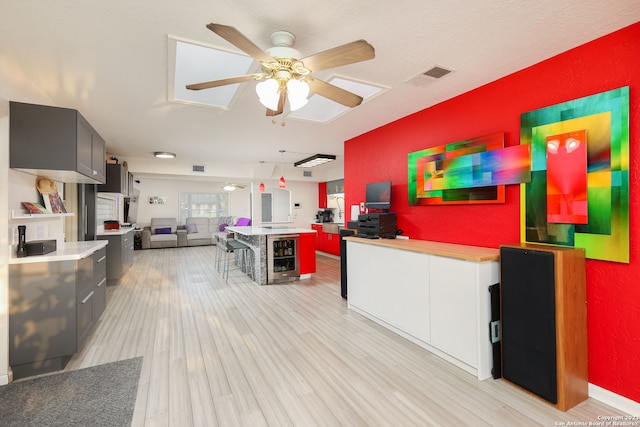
(267, 234, 300, 283)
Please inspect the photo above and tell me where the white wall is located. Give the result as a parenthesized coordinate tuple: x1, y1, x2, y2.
(134, 176, 254, 227)
(251, 179, 319, 228)
(0, 102, 9, 386)
(134, 175, 319, 229)
(1, 53, 60, 385)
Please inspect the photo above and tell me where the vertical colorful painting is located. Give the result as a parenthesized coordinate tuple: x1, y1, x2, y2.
(408, 133, 531, 205)
(520, 86, 629, 263)
(546, 130, 588, 224)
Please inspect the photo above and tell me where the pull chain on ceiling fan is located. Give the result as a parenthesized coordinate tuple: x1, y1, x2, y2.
(186, 23, 375, 116)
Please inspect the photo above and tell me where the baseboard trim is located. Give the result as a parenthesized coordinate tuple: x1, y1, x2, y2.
(0, 368, 12, 385)
(589, 383, 640, 416)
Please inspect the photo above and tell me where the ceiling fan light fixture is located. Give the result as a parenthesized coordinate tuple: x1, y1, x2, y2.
(286, 79, 310, 111)
(186, 24, 375, 118)
(256, 79, 280, 111)
(223, 184, 237, 191)
(154, 151, 176, 159)
(294, 154, 337, 168)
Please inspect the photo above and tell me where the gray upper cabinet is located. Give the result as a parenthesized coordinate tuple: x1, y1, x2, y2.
(327, 178, 344, 194)
(10, 101, 106, 184)
(98, 163, 129, 195)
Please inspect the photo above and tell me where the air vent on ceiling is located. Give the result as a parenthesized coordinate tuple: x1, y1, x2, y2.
(303, 171, 312, 177)
(193, 165, 205, 173)
(423, 66, 452, 79)
(405, 65, 454, 87)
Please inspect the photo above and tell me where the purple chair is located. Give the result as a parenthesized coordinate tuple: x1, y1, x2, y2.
(235, 217, 252, 226)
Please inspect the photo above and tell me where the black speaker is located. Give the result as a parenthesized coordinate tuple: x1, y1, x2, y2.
(500, 246, 557, 404)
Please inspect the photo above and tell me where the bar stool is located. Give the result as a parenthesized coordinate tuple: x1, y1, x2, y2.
(214, 233, 225, 272)
(242, 245, 255, 281)
(223, 239, 251, 283)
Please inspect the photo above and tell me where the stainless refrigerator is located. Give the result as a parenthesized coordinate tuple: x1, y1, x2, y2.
(77, 183, 97, 241)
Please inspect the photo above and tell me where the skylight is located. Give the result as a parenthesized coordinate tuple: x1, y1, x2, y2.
(169, 37, 254, 109)
(288, 76, 387, 123)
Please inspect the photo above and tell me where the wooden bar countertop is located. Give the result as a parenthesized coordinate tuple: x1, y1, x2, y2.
(343, 236, 499, 262)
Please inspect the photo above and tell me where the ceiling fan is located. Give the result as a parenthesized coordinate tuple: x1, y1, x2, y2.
(222, 182, 247, 191)
(186, 23, 375, 116)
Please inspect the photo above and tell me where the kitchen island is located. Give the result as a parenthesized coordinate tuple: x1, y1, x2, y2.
(225, 226, 317, 285)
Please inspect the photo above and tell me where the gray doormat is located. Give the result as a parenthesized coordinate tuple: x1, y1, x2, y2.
(0, 357, 143, 427)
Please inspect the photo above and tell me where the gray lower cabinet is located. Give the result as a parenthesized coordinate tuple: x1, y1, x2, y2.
(9, 247, 107, 379)
(98, 230, 134, 284)
(93, 248, 107, 318)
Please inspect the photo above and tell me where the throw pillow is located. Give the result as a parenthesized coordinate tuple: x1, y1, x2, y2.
(185, 223, 198, 234)
(235, 217, 252, 226)
(155, 227, 172, 235)
(218, 223, 228, 232)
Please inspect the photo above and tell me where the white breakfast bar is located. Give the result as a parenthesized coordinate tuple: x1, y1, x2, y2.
(344, 236, 500, 380)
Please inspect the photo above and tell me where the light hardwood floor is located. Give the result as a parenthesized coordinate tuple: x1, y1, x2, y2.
(66, 246, 624, 426)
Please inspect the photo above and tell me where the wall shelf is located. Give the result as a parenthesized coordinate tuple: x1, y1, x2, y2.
(11, 210, 75, 220)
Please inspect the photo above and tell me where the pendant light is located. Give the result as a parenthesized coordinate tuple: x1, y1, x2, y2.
(258, 161, 265, 193)
(278, 150, 286, 189)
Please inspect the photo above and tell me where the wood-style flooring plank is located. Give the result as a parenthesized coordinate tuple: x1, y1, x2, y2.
(64, 245, 630, 426)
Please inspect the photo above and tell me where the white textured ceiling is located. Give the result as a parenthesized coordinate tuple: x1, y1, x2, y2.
(1, 1, 638, 182)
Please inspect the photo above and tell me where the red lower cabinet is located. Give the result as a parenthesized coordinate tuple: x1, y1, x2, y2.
(299, 232, 316, 274)
(323, 232, 341, 256)
(309, 223, 340, 256)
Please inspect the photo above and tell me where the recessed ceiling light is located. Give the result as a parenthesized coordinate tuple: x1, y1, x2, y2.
(154, 152, 176, 159)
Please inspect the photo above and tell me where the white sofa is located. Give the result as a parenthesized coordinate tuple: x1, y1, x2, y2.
(141, 218, 179, 249)
(183, 217, 214, 246)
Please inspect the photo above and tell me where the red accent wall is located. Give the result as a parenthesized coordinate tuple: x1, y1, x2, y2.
(344, 22, 640, 403)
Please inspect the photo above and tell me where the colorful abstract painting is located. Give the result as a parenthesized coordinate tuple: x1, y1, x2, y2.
(546, 130, 588, 224)
(520, 86, 629, 263)
(408, 133, 531, 205)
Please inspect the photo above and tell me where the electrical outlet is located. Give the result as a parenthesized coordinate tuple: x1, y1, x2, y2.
(359, 202, 365, 212)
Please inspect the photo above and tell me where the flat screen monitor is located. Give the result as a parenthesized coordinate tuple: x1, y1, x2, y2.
(365, 180, 391, 210)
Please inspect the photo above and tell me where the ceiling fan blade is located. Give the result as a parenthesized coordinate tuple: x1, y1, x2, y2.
(307, 79, 364, 108)
(301, 40, 375, 73)
(207, 23, 273, 63)
(266, 91, 286, 116)
(186, 74, 257, 91)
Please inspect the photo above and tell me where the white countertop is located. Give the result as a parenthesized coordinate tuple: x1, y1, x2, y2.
(226, 226, 316, 236)
(9, 240, 108, 265)
(97, 227, 136, 236)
